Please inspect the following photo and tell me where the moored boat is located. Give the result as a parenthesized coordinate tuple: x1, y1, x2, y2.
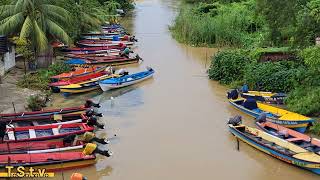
(256, 121, 320, 153)
(50, 66, 105, 82)
(77, 40, 134, 47)
(1, 123, 94, 143)
(0, 143, 111, 171)
(228, 118, 320, 175)
(240, 90, 287, 104)
(49, 71, 108, 93)
(65, 56, 141, 66)
(99, 67, 154, 91)
(0, 100, 100, 119)
(2, 113, 104, 129)
(227, 98, 314, 133)
(58, 74, 120, 96)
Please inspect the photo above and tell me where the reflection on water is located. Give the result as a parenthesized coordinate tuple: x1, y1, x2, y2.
(92, 86, 145, 117)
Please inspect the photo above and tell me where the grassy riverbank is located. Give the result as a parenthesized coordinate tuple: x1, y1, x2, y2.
(171, 0, 320, 132)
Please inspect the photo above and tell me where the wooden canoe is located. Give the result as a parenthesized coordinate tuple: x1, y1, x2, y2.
(0, 100, 99, 119)
(229, 123, 320, 175)
(228, 98, 314, 133)
(2, 123, 94, 143)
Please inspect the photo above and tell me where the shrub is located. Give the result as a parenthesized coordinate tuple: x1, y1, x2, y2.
(310, 122, 320, 136)
(17, 62, 71, 91)
(27, 94, 47, 111)
(243, 61, 304, 92)
(208, 49, 250, 84)
(300, 46, 320, 68)
(48, 61, 71, 75)
(285, 86, 320, 116)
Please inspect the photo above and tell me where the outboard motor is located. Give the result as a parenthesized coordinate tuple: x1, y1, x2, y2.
(241, 84, 249, 93)
(227, 115, 242, 126)
(130, 36, 138, 42)
(146, 66, 153, 72)
(227, 89, 239, 100)
(84, 100, 101, 108)
(82, 132, 109, 144)
(85, 109, 103, 117)
(256, 113, 267, 123)
(83, 143, 112, 157)
(63, 134, 76, 146)
(87, 117, 105, 129)
(135, 54, 143, 61)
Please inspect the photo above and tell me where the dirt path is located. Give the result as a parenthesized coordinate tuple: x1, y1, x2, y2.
(0, 67, 40, 113)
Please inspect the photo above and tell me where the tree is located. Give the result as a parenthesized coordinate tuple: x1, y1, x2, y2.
(0, 0, 71, 54)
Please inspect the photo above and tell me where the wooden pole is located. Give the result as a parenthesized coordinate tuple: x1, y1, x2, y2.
(237, 138, 240, 151)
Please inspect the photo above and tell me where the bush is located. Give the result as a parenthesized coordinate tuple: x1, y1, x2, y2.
(17, 62, 71, 91)
(48, 61, 71, 75)
(300, 46, 320, 68)
(310, 122, 320, 136)
(208, 49, 250, 84)
(27, 94, 47, 111)
(243, 61, 304, 92)
(285, 86, 320, 116)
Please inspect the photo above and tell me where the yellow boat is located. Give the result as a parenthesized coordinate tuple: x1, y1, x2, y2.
(59, 74, 120, 96)
(240, 90, 287, 104)
(228, 98, 314, 133)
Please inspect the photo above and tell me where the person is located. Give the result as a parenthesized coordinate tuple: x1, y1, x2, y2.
(120, 47, 132, 58)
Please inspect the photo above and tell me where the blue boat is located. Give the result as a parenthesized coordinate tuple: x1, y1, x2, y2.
(99, 67, 154, 91)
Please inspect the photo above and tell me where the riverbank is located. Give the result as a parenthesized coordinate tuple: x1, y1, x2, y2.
(171, 1, 320, 135)
(0, 67, 41, 113)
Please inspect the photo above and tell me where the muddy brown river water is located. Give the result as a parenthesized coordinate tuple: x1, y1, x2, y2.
(49, 0, 319, 179)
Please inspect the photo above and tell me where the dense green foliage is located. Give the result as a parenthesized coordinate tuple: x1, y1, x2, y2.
(0, 0, 134, 54)
(208, 50, 249, 84)
(285, 86, 320, 116)
(172, 0, 320, 48)
(244, 61, 304, 92)
(17, 62, 71, 91)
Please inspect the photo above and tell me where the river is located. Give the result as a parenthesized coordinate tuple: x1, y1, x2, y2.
(51, 0, 319, 179)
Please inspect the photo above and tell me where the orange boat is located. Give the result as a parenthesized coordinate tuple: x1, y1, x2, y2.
(51, 66, 105, 82)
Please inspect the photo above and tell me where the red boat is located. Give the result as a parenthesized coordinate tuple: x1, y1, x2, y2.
(0, 113, 104, 129)
(65, 52, 120, 59)
(0, 152, 96, 171)
(2, 123, 94, 143)
(0, 139, 86, 154)
(0, 100, 100, 119)
(77, 40, 134, 47)
(80, 56, 141, 65)
(49, 71, 107, 87)
(63, 46, 125, 52)
(50, 66, 105, 82)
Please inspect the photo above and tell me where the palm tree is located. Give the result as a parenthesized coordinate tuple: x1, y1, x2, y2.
(0, 0, 71, 53)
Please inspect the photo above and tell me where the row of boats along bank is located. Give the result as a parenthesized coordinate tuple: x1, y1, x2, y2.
(51, 23, 154, 97)
(0, 24, 155, 175)
(226, 86, 320, 175)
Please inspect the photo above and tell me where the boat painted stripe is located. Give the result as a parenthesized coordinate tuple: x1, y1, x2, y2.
(28, 145, 83, 154)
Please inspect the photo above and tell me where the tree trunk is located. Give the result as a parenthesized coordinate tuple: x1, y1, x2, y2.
(36, 46, 53, 68)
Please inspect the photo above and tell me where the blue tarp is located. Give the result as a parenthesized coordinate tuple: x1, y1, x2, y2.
(65, 59, 86, 65)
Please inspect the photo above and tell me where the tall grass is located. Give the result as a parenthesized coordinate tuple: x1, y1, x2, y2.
(171, 2, 262, 47)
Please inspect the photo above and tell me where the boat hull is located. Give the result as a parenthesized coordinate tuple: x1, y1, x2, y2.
(229, 125, 320, 175)
(228, 99, 312, 133)
(99, 73, 153, 91)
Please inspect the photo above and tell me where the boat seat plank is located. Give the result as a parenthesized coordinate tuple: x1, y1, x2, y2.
(52, 128, 59, 135)
(29, 129, 36, 138)
(287, 137, 304, 142)
(7, 131, 15, 140)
